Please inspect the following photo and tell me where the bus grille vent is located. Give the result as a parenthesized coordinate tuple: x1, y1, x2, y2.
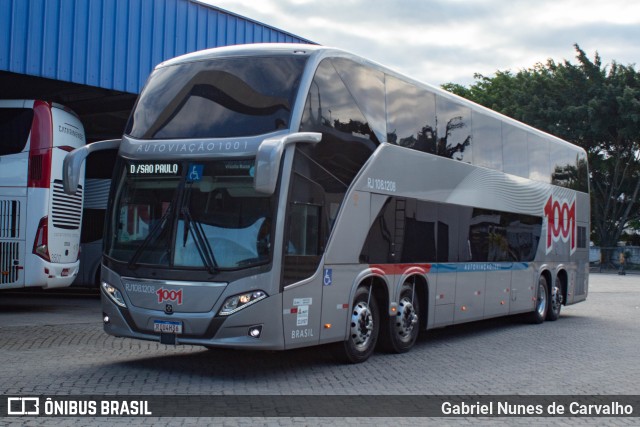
(0, 200, 20, 238)
(51, 180, 83, 230)
(0, 241, 20, 284)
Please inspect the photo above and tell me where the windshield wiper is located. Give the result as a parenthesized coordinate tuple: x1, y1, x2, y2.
(128, 203, 173, 270)
(181, 206, 218, 274)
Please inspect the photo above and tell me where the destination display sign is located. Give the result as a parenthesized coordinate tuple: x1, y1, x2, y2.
(128, 162, 181, 176)
(126, 160, 255, 179)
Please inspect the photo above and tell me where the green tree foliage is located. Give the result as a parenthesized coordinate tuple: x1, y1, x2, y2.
(443, 45, 640, 246)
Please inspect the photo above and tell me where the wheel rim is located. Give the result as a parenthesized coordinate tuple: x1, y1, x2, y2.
(536, 282, 547, 317)
(394, 296, 418, 342)
(350, 301, 374, 350)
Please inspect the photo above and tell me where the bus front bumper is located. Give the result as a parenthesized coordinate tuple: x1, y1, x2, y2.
(101, 290, 286, 350)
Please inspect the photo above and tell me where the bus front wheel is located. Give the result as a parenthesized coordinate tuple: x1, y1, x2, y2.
(341, 285, 379, 364)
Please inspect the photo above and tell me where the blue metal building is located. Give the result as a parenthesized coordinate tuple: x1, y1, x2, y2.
(0, 0, 314, 140)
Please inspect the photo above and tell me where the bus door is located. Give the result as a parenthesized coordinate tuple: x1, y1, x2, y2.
(280, 160, 331, 349)
(281, 200, 324, 349)
(0, 103, 32, 288)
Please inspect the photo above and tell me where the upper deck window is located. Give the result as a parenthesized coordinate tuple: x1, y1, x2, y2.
(125, 56, 307, 139)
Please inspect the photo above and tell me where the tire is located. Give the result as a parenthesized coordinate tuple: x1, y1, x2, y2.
(379, 282, 420, 353)
(340, 285, 379, 364)
(546, 279, 563, 321)
(527, 275, 549, 324)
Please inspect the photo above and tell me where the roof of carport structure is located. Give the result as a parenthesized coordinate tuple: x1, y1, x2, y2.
(0, 0, 314, 141)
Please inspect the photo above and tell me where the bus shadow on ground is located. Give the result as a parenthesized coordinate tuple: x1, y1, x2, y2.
(108, 313, 587, 378)
(417, 312, 588, 345)
(0, 302, 59, 314)
(111, 343, 339, 380)
(0, 288, 100, 314)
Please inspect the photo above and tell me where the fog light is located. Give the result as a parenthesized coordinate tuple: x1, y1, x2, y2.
(248, 325, 262, 338)
(103, 315, 110, 324)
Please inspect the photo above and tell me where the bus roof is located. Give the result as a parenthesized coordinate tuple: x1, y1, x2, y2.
(157, 43, 322, 68)
(154, 43, 584, 155)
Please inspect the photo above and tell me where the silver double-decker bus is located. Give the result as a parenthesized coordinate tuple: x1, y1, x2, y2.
(64, 44, 589, 363)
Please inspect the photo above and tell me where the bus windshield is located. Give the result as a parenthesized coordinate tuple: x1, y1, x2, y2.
(107, 159, 275, 270)
(124, 56, 307, 139)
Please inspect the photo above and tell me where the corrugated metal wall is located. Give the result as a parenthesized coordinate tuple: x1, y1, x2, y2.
(0, 0, 312, 94)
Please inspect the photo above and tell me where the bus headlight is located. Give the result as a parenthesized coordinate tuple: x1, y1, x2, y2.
(218, 290, 267, 316)
(101, 281, 127, 308)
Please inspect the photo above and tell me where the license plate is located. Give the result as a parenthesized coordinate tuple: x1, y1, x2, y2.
(153, 320, 183, 334)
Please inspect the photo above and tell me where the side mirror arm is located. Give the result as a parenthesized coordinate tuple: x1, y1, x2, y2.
(63, 139, 121, 194)
(254, 132, 322, 194)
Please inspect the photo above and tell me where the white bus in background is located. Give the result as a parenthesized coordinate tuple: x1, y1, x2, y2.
(0, 100, 85, 289)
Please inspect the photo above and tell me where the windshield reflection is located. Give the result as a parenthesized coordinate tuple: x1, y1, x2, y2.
(125, 56, 307, 139)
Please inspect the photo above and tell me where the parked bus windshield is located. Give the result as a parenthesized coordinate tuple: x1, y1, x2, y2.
(107, 158, 274, 270)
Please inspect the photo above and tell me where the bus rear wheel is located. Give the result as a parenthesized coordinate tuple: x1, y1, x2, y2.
(340, 285, 379, 364)
(379, 282, 420, 353)
(547, 280, 563, 321)
(527, 276, 549, 324)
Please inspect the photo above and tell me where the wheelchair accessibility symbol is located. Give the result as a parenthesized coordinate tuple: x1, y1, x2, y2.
(323, 268, 332, 286)
(187, 164, 204, 182)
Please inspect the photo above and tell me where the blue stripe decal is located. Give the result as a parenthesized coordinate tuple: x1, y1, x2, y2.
(431, 262, 529, 274)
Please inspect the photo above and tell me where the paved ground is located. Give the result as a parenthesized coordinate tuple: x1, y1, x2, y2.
(0, 273, 638, 426)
